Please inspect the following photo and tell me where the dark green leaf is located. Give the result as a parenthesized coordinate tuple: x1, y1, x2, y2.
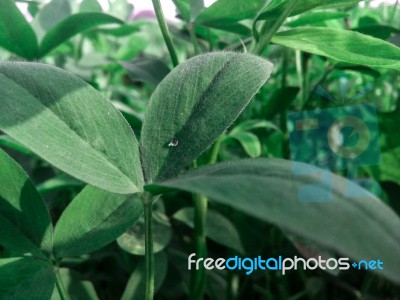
(37, 175, 83, 195)
(0, 149, 52, 257)
(121, 252, 168, 300)
(121, 58, 171, 86)
(379, 147, 400, 185)
(352, 25, 400, 40)
(146, 158, 400, 284)
(39, 13, 123, 57)
(0, 135, 35, 156)
(0, 257, 55, 300)
(54, 186, 143, 258)
(263, 87, 299, 118)
(272, 28, 400, 69)
(0, 0, 38, 59)
(140, 52, 273, 182)
(173, 208, 244, 253)
(0, 62, 143, 194)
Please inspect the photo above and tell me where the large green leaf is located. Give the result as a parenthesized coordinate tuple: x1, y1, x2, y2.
(39, 13, 123, 57)
(286, 11, 349, 27)
(53, 186, 143, 258)
(195, 0, 266, 25)
(0, 62, 143, 194)
(140, 52, 273, 182)
(145, 158, 400, 284)
(0, 257, 55, 300)
(259, 0, 360, 21)
(272, 28, 400, 69)
(0, 0, 38, 59)
(0, 149, 52, 257)
(121, 58, 170, 86)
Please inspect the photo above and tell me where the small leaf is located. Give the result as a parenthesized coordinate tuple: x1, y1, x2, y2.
(379, 147, 400, 185)
(121, 58, 171, 86)
(0, 257, 55, 300)
(0, 149, 52, 257)
(145, 158, 400, 285)
(121, 252, 168, 300)
(39, 13, 123, 57)
(173, 208, 244, 253)
(0, 0, 38, 59)
(228, 131, 262, 158)
(140, 52, 273, 182)
(0, 62, 143, 194)
(33, 0, 71, 35)
(51, 268, 99, 300)
(117, 209, 171, 256)
(79, 0, 102, 12)
(271, 28, 400, 69)
(54, 186, 143, 258)
(37, 175, 83, 195)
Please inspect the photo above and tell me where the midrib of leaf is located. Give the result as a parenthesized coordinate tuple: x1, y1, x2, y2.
(0, 73, 139, 192)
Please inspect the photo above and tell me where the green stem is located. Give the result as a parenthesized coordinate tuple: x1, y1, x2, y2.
(143, 192, 154, 300)
(191, 193, 208, 300)
(253, 0, 300, 55)
(55, 266, 70, 300)
(188, 22, 201, 55)
(151, 0, 179, 67)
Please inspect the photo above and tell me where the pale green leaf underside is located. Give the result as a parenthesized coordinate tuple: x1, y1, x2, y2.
(272, 28, 400, 69)
(140, 52, 273, 182)
(54, 186, 143, 258)
(0, 149, 52, 257)
(146, 158, 400, 285)
(0, 62, 143, 194)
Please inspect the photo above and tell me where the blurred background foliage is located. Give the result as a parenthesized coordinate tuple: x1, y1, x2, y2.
(1, 0, 400, 299)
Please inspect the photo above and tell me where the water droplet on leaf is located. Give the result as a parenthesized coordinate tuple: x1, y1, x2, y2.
(168, 139, 178, 147)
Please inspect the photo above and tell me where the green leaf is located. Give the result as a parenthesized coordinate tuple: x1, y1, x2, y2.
(228, 131, 261, 158)
(379, 147, 400, 185)
(117, 209, 171, 256)
(173, 208, 244, 253)
(79, 0, 102, 12)
(259, 0, 360, 21)
(229, 119, 280, 134)
(172, 0, 190, 22)
(272, 28, 400, 69)
(0, 149, 52, 257)
(262, 87, 299, 119)
(34, 0, 71, 33)
(121, 58, 171, 86)
(39, 13, 123, 57)
(140, 52, 273, 182)
(51, 268, 99, 300)
(145, 158, 400, 285)
(121, 252, 168, 300)
(0, 257, 55, 300)
(0, 135, 35, 156)
(352, 25, 400, 40)
(0, 0, 38, 59)
(286, 11, 349, 27)
(190, 0, 204, 21)
(53, 186, 143, 258)
(37, 175, 83, 195)
(195, 0, 266, 25)
(0, 62, 143, 194)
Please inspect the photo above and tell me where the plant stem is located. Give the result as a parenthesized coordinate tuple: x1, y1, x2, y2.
(143, 192, 154, 300)
(190, 139, 221, 300)
(253, 0, 300, 55)
(191, 193, 208, 300)
(55, 266, 70, 300)
(151, 0, 179, 67)
(188, 22, 201, 55)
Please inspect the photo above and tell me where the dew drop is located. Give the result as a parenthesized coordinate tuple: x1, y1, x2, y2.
(168, 139, 179, 147)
